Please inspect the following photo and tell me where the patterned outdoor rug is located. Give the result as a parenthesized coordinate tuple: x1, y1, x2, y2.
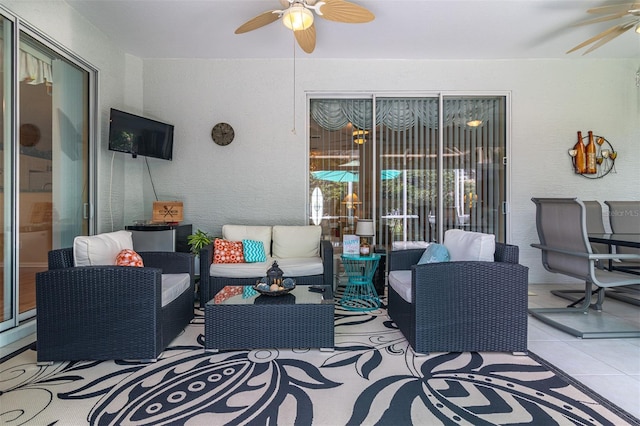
(1, 303, 638, 426)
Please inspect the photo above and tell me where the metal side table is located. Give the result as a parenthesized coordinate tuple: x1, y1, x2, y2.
(340, 253, 381, 311)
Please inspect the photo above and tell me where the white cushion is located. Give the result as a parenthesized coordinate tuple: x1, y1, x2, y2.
(272, 225, 321, 258)
(275, 257, 324, 276)
(443, 229, 495, 262)
(223, 225, 272, 257)
(209, 256, 324, 279)
(73, 230, 133, 267)
(210, 258, 271, 278)
(388, 270, 412, 303)
(161, 273, 190, 307)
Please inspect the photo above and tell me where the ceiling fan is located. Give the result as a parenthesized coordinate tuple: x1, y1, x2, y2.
(234, 0, 375, 54)
(567, 2, 640, 54)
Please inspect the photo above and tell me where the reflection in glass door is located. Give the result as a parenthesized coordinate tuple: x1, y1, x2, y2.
(1, 16, 93, 336)
(308, 95, 507, 251)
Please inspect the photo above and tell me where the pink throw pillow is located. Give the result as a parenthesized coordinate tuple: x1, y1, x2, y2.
(115, 249, 144, 267)
(213, 239, 245, 264)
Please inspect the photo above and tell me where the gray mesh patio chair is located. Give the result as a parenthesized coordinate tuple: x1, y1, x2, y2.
(550, 200, 607, 305)
(603, 200, 640, 304)
(530, 197, 640, 338)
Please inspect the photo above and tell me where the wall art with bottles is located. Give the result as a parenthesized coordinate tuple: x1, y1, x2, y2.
(568, 131, 616, 179)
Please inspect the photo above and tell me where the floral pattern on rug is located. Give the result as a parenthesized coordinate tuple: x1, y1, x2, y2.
(0, 306, 636, 425)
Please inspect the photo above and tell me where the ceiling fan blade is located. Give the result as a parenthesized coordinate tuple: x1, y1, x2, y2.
(586, 2, 637, 14)
(318, 0, 375, 23)
(235, 10, 281, 34)
(572, 10, 633, 26)
(581, 23, 635, 54)
(566, 21, 634, 54)
(295, 24, 317, 53)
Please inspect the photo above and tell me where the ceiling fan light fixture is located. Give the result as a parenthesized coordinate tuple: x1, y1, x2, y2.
(282, 6, 314, 31)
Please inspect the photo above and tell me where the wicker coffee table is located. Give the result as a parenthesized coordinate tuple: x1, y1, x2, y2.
(205, 285, 334, 352)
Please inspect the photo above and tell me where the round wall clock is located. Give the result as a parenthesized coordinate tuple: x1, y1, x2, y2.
(211, 122, 235, 146)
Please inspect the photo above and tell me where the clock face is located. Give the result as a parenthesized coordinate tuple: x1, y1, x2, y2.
(211, 122, 234, 146)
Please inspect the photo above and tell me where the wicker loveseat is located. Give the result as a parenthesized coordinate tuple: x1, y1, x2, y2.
(199, 225, 333, 303)
(387, 231, 529, 355)
(36, 232, 194, 363)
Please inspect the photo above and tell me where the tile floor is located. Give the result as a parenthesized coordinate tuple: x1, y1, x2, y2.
(1, 283, 639, 420)
(527, 283, 640, 419)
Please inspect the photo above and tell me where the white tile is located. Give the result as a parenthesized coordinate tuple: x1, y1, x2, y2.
(571, 374, 640, 419)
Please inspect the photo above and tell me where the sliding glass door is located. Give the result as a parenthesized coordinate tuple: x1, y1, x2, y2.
(1, 14, 95, 337)
(308, 94, 507, 250)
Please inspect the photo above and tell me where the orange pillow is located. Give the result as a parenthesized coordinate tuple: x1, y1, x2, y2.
(115, 249, 144, 267)
(213, 239, 245, 264)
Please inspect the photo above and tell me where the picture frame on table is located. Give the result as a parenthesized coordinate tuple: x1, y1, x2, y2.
(342, 234, 360, 255)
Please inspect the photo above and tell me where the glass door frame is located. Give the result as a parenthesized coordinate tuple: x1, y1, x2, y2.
(0, 9, 98, 339)
(307, 91, 512, 247)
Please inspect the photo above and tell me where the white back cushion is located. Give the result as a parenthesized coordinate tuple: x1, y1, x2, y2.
(223, 225, 272, 257)
(444, 229, 495, 262)
(272, 225, 321, 258)
(73, 230, 134, 267)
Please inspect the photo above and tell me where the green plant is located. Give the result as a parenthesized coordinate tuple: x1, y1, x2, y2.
(187, 229, 213, 255)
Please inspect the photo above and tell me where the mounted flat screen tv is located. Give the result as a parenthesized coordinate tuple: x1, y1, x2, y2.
(108, 108, 174, 160)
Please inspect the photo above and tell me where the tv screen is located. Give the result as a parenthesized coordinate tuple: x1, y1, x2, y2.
(108, 108, 174, 160)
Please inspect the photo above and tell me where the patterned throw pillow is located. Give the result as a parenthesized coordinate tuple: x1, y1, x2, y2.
(115, 249, 144, 267)
(213, 238, 245, 264)
(243, 239, 267, 263)
(417, 243, 450, 265)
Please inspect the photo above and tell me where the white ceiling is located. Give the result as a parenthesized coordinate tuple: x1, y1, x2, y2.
(65, 0, 640, 60)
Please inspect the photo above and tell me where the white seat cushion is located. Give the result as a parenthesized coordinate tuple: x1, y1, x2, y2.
(210, 259, 271, 278)
(209, 256, 324, 279)
(161, 273, 190, 307)
(275, 257, 324, 277)
(388, 270, 412, 303)
(272, 225, 321, 258)
(73, 230, 134, 267)
(222, 225, 272, 257)
(443, 229, 495, 262)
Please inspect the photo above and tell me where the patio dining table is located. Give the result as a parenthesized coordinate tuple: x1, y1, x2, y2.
(588, 233, 640, 273)
(588, 233, 640, 306)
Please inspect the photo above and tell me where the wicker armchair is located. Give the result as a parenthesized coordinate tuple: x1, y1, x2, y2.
(387, 242, 529, 355)
(36, 248, 194, 363)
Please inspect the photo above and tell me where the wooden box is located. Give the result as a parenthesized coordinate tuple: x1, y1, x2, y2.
(152, 201, 184, 223)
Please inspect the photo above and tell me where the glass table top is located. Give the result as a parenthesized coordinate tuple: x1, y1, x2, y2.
(209, 285, 333, 306)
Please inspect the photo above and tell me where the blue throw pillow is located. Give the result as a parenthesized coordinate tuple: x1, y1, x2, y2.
(243, 239, 267, 263)
(418, 243, 450, 264)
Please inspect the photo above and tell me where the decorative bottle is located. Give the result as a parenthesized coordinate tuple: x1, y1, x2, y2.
(585, 131, 597, 174)
(574, 131, 586, 174)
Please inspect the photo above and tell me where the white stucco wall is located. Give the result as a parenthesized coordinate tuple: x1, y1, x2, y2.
(142, 58, 640, 284)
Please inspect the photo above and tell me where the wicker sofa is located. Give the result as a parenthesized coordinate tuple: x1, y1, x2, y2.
(387, 234, 529, 355)
(36, 232, 194, 363)
(199, 225, 333, 303)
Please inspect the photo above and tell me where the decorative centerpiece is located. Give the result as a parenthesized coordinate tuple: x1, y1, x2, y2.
(253, 261, 296, 296)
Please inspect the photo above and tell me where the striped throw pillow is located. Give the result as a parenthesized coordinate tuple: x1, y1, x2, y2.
(243, 239, 267, 263)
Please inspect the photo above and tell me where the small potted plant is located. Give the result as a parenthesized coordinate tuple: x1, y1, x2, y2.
(187, 229, 213, 273)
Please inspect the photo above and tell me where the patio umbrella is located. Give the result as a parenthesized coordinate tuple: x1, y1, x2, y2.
(311, 170, 359, 182)
(311, 169, 401, 182)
